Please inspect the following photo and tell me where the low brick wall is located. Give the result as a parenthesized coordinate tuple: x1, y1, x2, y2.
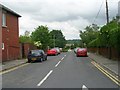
(20, 43, 37, 58)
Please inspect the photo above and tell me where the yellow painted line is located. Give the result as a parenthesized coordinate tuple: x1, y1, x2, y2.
(91, 61, 120, 86)
(92, 61, 120, 83)
(94, 63, 120, 86)
(0, 63, 30, 75)
(95, 62, 120, 83)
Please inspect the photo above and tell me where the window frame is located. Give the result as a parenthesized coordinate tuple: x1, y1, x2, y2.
(2, 13, 7, 27)
(2, 43, 4, 50)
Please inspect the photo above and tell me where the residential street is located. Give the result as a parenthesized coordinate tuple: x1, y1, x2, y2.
(2, 51, 119, 88)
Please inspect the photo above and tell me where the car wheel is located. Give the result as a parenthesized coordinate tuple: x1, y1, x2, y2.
(40, 58, 43, 62)
(45, 57, 47, 60)
(28, 59, 31, 63)
(43, 57, 46, 61)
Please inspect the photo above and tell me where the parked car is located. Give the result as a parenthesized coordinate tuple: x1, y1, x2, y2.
(74, 47, 80, 53)
(47, 49, 58, 56)
(27, 50, 47, 63)
(53, 47, 61, 54)
(76, 48, 87, 57)
(59, 48, 62, 52)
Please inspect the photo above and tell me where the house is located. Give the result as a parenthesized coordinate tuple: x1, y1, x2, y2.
(1, 4, 21, 61)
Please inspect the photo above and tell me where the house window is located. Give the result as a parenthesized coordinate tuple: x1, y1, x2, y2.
(2, 13, 7, 27)
(2, 43, 4, 50)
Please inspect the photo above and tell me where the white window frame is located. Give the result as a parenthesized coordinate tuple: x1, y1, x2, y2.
(2, 13, 7, 27)
(2, 43, 4, 50)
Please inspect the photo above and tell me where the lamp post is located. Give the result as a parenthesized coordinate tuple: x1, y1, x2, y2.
(53, 35, 55, 48)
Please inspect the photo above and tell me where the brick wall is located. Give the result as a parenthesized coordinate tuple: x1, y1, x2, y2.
(0, 6, 2, 62)
(20, 43, 37, 58)
(2, 12, 20, 61)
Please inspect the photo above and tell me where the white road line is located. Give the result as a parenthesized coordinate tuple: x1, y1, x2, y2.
(82, 85, 88, 90)
(64, 55, 66, 57)
(37, 70, 53, 87)
(55, 61, 61, 67)
(61, 57, 64, 60)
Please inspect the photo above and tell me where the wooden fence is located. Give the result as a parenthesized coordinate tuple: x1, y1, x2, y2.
(88, 47, 120, 60)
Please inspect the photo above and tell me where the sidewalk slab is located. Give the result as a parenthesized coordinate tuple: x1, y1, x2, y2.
(88, 52, 119, 76)
(1, 59, 27, 71)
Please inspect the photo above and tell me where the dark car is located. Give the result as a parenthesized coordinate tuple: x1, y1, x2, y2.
(27, 50, 47, 63)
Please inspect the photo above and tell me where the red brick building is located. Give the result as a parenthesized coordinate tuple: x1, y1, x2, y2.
(1, 4, 21, 61)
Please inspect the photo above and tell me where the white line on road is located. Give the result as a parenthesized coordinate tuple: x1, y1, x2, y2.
(55, 61, 61, 67)
(64, 55, 66, 57)
(82, 85, 88, 90)
(61, 57, 64, 60)
(37, 70, 53, 87)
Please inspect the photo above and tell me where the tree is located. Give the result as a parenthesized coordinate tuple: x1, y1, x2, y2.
(19, 31, 32, 43)
(31, 25, 51, 50)
(49, 30, 66, 48)
(82, 17, 119, 49)
(99, 17, 119, 48)
(79, 24, 99, 47)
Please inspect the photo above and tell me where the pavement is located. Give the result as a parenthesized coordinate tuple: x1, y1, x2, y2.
(1, 59, 27, 71)
(88, 52, 119, 77)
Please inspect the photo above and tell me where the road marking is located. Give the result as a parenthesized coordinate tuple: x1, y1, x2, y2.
(37, 70, 53, 87)
(92, 61, 120, 82)
(82, 85, 88, 90)
(91, 61, 120, 86)
(64, 55, 66, 57)
(55, 61, 61, 67)
(0, 63, 30, 75)
(61, 57, 64, 61)
(82, 85, 87, 88)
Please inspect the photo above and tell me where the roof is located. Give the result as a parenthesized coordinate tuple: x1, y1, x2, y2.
(1, 4, 21, 17)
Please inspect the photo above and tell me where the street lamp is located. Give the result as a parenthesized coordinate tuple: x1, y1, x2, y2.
(53, 35, 55, 48)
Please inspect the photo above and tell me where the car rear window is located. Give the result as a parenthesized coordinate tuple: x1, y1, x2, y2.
(31, 50, 41, 55)
(78, 48, 86, 51)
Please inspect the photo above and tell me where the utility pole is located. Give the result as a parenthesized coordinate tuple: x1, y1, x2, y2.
(106, 0, 111, 59)
(106, 0, 109, 24)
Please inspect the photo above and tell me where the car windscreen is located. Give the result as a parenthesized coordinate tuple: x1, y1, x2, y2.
(31, 50, 41, 56)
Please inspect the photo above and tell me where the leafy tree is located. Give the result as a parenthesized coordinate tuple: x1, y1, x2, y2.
(31, 25, 51, 50)
(99, 18, 119, 48)
(82, 17, 120, 59)
(79, 24, 99, 47)
(19, 31, 32, 43)
(85, 17, 119, 50)
(49, 30, 66, 48)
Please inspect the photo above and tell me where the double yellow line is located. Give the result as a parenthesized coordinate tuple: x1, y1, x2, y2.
(91, 61, 120, 86)
(0, 63, 30, 75)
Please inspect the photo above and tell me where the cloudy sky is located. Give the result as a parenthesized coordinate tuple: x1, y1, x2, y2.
(1, 0, 119, 40)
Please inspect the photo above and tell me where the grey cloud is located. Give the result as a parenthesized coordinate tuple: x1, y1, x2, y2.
(2, 0, 118, 23)
(1, 0, 119, 39)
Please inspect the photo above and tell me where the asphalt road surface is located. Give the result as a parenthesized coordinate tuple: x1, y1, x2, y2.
(2, 51, 119, 89)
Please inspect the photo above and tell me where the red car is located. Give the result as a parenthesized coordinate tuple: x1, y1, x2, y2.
(47, 49, 58, 56)
(76, 48, 87, 57)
